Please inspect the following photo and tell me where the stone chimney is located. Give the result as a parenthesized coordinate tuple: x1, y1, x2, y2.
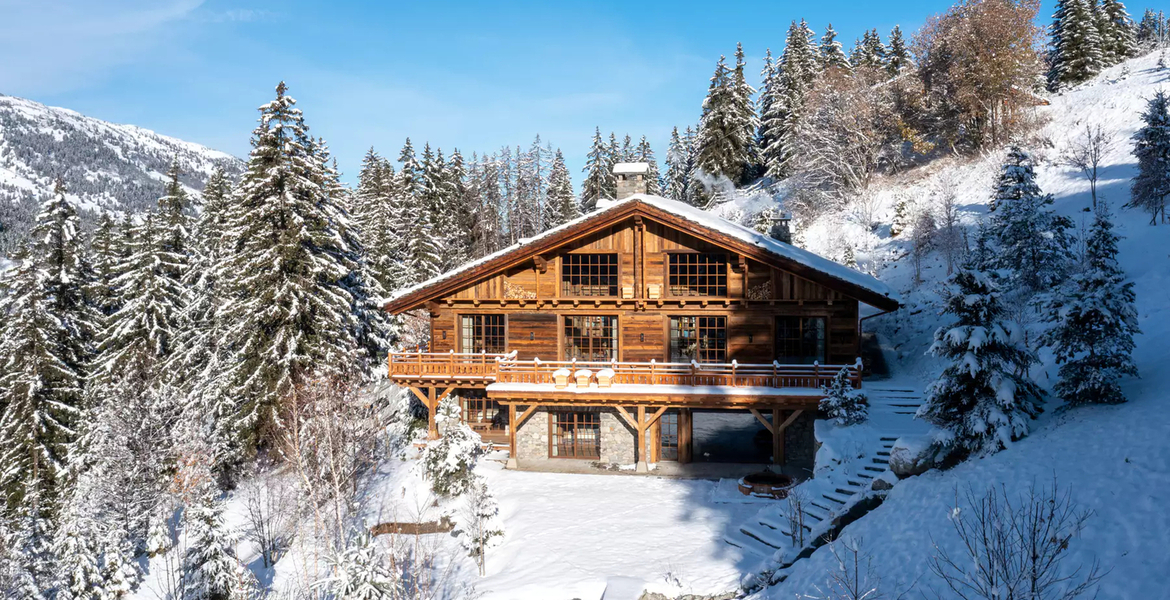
(613, 162, 650, 199)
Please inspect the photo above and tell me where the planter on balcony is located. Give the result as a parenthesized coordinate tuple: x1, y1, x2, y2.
(553, 368, 571, 389)
(596, 368, 616, 388)
(574, 369, 593, 387)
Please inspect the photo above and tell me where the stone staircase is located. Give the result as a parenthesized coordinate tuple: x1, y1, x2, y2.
(723, 382, 925, 560)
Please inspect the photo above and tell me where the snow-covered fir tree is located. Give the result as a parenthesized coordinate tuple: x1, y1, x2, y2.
(53, 505, 104, 600)
(543, 149, 579, 228)
(695, 54, 755, 193)
(0, 181, 93, 507)
(420, 397, 482, 497)
(180, 494, 254, 600)
(918, 265, 1044, 456)
(886, 25, 911, 75)
(1049, 0, 1105, 90)
(325, 531, 401, 599)
(1042, 203, 1139, 406)
(458, 474, 504, 577)
(86, 213, 123, 319)
(633, 136, 662, 195)
(580, 127, 613, 212)
(769, 20, 820, 179)
(664, 126, 692, 202)
(851, 29, 887, 69)
(757, 50, 787, 180)
(990, 147, 1075, 291)
(819, 368, 868, 426)
(3, 483, 57, 599)
(1098, 0, 1137, 63)
(819, 24, 851, 71)
(730, 43, 760, 181)
(217, 82, 386, 453)
(1129, 89, 1170, 224)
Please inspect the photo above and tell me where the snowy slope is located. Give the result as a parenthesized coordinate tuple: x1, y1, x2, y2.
(746, 51, 1170, 599)
(0, 93, 243, 250)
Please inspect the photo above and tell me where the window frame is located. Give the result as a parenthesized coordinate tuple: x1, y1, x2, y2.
(665, 251, 729, 298)
(548, 410, 601, 459)
(668, 315, 728, 364)
(774, 316, 828, 365)
(561, 314, 620, 362)
(559, 252, 620, 298)
(458, 314, 508, 355)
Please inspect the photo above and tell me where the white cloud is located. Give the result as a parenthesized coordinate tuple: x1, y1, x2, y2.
(0, 0, 204, 95)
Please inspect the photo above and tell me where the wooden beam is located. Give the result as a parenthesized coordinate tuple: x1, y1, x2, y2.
(514, 404, 540, 429)
(644, 406, 669, 428)
(749, 408, 774, 433)
(612, 405, 638, 430)
(776, 408, 804, 432)
(508, 403, 517, 462)
(636, 406, 647, 464)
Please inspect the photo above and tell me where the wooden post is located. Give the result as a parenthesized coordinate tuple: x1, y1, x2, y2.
(426, 388, 438, 440)
(507, 403, 518, 468)
(636, 406, 647, 472)
(679, 408, 692, 464)
(772, 408, 784, 466)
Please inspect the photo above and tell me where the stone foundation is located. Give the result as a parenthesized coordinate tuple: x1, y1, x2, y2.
(783, 411, 816, 473)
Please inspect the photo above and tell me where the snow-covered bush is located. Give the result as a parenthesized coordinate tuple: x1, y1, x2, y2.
(322, 531, 401, 600)
(457, 474, 505, 577)
(819, 368, 869, 425)
(420, 397, 482, 497)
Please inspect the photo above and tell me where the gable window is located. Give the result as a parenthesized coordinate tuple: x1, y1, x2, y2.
(668, 253, 727, 297)
(460, 315, 506, 354)
(563, 315, 618, 361)
(561, 253, 619, 297)
(550, 410, 601, 459)
(775, 316, 826, 364)
(669, 316, 727, 363)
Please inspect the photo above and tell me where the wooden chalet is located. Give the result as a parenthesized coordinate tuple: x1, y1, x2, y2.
(383, 163, 900, 474)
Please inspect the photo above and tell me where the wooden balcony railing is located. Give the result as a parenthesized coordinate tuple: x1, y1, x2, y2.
(389, 351, 861, 390)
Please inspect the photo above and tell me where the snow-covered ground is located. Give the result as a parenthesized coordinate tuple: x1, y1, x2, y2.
(747, 50, 1170, 599)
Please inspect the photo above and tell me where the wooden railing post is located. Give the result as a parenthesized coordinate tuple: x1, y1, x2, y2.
(814, 361, 820, 388)
(731, 360, 738, 387)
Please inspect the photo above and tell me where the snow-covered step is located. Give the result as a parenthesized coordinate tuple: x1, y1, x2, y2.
(722, 532, 775, 558)
(739, 522, 788, 550)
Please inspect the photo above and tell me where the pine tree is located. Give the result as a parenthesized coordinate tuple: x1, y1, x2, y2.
(325, 531, 401, 599)
(1042, 203, 1139, 406)
(543, 150, 579, 228)
(53, 506, 104, 600)
(1129, 89, 1170, 224)
(819, 24, 851, 71)
(180, 495, 254, 600)
(695, 55, 746, 190)
(0, 181, 92, 508)
(918, 267, 1044, 456)
(757, 50, 787, 180)
(1099, 0, 1137, 63)
(665, 126, 691, 202)
(5, 484, 56, 599)
(1137, 9, 1160, 48)
(991, 147, 1075, 291)
(580, 127, 613, 212)
(1049, 0, 1105, 90)
(730, 42, 761, 181)
(633, 136, 662, 195)
(769, 21, 821, 179)
(819, 368, 868, 425)
(218, 82, 381, 451)
(886, 25, 912, 75)
(87, 213, 122, 319)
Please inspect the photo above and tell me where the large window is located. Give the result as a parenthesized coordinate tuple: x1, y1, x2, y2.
(550, 411, 601, 459)
(668, 253, 727, 297)
(460, 315, 506, 354)
(561, 253, 619, 297)
(659, 410, 679, 461)
(775, 317, 826, 364)
(669, 316, 727, 363)
(563, 315, 618, 361)
(460, 392, 505, 431)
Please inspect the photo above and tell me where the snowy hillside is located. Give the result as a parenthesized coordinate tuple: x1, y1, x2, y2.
(0, 93, 243, 250)
(743, 50, 1170, 599)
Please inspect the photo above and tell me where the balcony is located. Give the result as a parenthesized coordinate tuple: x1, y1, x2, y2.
(388, 351, 861, 407)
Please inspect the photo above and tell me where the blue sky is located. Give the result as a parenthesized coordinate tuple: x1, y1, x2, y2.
(1, 0, 1056, 187)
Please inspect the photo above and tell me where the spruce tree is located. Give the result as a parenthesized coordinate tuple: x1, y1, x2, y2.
(769, 21, 820, 179)
(919, 267, 1044, 456)
(819, 24, 851, 71)
(580, 127, 613, 211)
(0, 181, 93, 508)
(1042, 203, 1139, 406)
(5, 483, 56, 599)
(87, 214, 122, 319)
(757, 51, 787, 180)
(53, 506, 104, 600)
(218, 82, 381, 451)
(886, 25, 912, 75)
(1049, 0, 1105, 90)
(543, 149, 579, 228)
(990, 147, 1075, 291)
(634, 136, 662, 195)
(1099, 0, 1137, 63)
(730, 42, 761, 181)
(1129, 89, 1170, 224)
(180, 494, 254, 600)
(665, 126, 691, 202)
(695, 55, 745, 190)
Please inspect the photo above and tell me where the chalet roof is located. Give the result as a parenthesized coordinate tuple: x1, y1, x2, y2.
(384, 194, 900, 312)
(613, 162, 650, 174)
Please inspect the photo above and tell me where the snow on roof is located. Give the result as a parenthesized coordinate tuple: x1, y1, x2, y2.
(612, 162, 650, 175)
(388, 194, 898, 307)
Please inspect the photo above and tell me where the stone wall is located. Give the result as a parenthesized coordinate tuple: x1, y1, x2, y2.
(512, 407, 637, 465)
(784, 411, 816, 473)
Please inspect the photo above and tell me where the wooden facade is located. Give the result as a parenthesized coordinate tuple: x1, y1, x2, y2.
(384, 196, 898, 472)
